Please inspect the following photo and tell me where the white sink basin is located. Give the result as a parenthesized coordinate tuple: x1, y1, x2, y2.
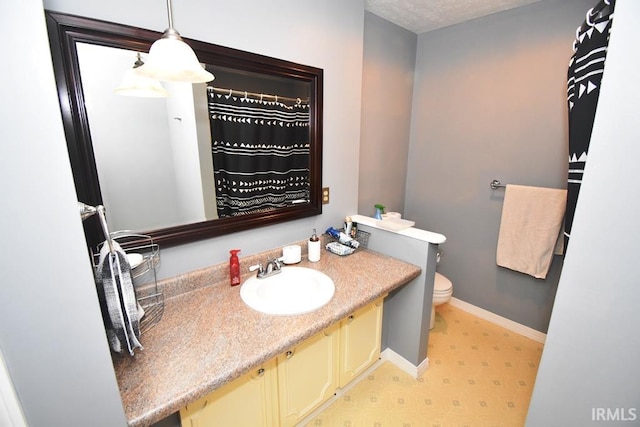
(240, 267, 335, 315)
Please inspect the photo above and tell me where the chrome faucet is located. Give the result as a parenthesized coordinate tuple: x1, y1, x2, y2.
(249, 257, 285, 279)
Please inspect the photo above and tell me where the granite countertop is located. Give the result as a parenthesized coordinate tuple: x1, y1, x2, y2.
(112, 246, 422, 426)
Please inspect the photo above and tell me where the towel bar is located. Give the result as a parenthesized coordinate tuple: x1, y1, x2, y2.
(78, 202, 115, 254)
(490, 179, 506, 190)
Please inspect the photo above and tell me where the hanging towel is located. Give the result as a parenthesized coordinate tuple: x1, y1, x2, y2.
(96, 241, 144, 355)
(496, 185, 567, 279)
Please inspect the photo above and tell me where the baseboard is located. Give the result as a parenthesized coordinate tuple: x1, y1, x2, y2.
(380, 348, 429, 378)
(448, 297, 546, 344)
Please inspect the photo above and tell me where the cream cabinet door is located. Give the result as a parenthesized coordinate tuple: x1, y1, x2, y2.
(339, 297, 384, 388)
(277, 323, 340, 427)
(179, 359, 278, 427)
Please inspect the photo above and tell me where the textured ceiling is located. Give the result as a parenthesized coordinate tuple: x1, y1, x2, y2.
(365, 0, 545, 34)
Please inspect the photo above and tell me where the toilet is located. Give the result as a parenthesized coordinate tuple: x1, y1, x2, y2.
(430, 272, 453, 329)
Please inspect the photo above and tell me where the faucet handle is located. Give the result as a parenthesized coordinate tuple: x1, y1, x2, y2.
(272, 256, 286, 270)
(249, 263, 264, 274)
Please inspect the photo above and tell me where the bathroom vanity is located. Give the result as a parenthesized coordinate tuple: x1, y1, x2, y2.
(180, 297, 384, 426)
(111, 247, 421, 426)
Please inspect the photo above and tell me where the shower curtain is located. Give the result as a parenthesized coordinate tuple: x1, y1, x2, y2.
(207, 88, 310, 217)
(565, 0, 615, 248)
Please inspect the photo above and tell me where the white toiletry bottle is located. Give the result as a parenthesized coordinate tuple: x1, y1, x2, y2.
(308, 229, 321, 262)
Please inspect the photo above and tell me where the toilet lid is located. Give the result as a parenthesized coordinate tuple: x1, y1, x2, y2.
(434, 272, 452, 293)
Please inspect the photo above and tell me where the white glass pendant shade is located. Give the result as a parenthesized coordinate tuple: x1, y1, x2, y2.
(137, 29, 214, 83)
(114, 65, 169, 98)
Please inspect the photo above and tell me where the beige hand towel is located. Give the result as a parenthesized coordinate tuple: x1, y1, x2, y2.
(496, 185, 567, 279)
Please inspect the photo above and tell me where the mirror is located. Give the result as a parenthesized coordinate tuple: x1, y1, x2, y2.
(46, 11, 323, 248)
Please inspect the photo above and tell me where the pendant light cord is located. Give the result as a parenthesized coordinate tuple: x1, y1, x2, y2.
(161, 0, 182, 41)
(166, 0, 174, 29)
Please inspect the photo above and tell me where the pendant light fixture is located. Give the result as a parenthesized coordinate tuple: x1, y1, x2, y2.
(136, 0, 214, 83)
(114, 53, 170, 98)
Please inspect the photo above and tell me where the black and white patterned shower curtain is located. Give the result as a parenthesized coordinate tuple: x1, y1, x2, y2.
(565, 0, 615, 249)
(207, 89, 310, 217)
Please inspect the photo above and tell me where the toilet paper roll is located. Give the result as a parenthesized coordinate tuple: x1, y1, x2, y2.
(282, 245, 302, 264)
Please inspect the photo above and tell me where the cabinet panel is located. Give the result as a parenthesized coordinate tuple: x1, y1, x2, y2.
(180, 359, 278, 427)
(339, 297, 384, 387)
(277, 323, 340, 427)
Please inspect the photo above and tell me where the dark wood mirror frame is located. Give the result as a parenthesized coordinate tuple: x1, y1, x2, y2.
(46, 11, 323, 248)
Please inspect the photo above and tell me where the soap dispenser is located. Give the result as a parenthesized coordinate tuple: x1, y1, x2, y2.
(229, 249, 241, 286)
(308, 229, 321, 262)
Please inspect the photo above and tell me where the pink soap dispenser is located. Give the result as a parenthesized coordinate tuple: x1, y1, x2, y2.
(229, 249, 241, 286)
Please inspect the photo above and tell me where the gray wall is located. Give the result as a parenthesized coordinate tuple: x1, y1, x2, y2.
(527, 0, 640, 423)
(358, 11, 416, 217)
(403, 0, 594, 332)
(0, 2, 127, 425)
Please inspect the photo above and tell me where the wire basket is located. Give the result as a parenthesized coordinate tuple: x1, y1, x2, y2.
(351, 229, 370, 248)
(93, 232, 164, 335)
(325, 228, 370, 256)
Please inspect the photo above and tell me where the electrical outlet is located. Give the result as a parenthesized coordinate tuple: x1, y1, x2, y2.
(322, 187, 330, 204)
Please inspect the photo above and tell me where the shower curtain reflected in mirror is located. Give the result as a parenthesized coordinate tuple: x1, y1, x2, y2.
(208, 87, 311, 217)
